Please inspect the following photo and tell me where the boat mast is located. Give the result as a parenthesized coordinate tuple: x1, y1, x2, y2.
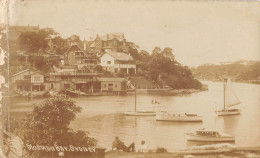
(135, 88, 137, 112)
(223, 79, 226, 110)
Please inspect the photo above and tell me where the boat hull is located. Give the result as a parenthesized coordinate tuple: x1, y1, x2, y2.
(125, 111, 156, 116)
(156, 112, 203, 122)
(216, 109, 241, 116)
(185, 133, 235, 142)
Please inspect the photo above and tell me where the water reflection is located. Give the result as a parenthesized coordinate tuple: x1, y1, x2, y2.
(186, 141, 235, 147)
(10, 81, 260, 151)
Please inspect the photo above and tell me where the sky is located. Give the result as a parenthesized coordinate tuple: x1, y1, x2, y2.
(1, 0, 260, 66)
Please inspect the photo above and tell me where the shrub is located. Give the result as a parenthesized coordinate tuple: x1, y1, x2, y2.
(156, 147, 167, 153)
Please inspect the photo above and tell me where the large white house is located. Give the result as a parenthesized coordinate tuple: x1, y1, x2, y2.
(99, 52, 136, 74)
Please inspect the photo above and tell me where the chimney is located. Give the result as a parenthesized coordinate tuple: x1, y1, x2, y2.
(107, 34, 109, 39)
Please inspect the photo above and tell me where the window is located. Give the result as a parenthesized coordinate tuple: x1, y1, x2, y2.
(115, 84, 117, 88)
(34, 76, 41, 81)
(107, 61, 111, 64)
(24, 75, 30, 80)
(104, 84, 106, 88)
(108, 83, 113, 87)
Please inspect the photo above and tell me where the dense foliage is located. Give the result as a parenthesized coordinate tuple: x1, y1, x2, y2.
(192, 61, 260, 81)
(129, 46, 202, 89)
(18, 28, 80, 54)
(9, 54, 60, 74)
(17, 96, 97, 157)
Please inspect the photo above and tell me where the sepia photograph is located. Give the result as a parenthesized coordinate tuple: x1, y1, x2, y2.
(0, 0, 260, 157)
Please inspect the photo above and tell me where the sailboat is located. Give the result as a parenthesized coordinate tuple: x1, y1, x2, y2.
(216, 78, 241, 116)
(125, 89, 156, 116)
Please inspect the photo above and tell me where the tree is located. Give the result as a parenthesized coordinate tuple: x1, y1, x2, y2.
(19, 32, 48, 53)
(128, 46, 139, 60)
(39, 27, 60, 37)
(151, 47, 161, 57)
(52, 36, 69, 54)
(139, 50, 150, 62)
(162, 47, 175, 61)
(18, 96, 97, 157)
(67, 35, 81, 43)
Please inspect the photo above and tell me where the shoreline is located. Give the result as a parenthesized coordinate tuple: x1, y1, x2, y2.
(105, 146, 260, 158)
(9, 88, 207, 98)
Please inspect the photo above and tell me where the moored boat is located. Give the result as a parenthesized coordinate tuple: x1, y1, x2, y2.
(216, 109, 241, 116)
(185, 128, 235, 142)
(156, 111, 203, 122)
(125, 111, 156, 116)
(125, 88, 156, 116)
(216, 78, 241, 116)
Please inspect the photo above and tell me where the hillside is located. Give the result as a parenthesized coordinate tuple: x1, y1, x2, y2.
(4, 26, 203, 90)
(191, 60, 260, 83)
(128, 47, 202, 89)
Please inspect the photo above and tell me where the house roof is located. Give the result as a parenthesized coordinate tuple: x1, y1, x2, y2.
(97, 77, 126, 82)
(12, 69, 47, 77)
(53, 66, 62, 72)
(12, 69, 30, 77)
(103, 52, 133, 61)
(78, 64, 91, 70)
(96, 33, 125, 42)
(65, 43, 86, 55)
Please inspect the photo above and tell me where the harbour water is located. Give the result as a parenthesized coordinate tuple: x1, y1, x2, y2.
(11, 81, 260, 152)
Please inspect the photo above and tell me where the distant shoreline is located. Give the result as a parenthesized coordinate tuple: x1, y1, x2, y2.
(199, 79, 260, 85)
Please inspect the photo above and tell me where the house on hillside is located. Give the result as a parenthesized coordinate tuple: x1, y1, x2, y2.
(99, 52, 136, 74)
(63, 43, 99, 67)
(98, 77, 127, 94)
(12, 69, 48, 91)
(64, 44, 87, 65)
(90, 33, 129, 53)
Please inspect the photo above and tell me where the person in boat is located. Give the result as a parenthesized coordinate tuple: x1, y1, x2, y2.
(139, 140, 149, 153)
(112, 137, 135, 152)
